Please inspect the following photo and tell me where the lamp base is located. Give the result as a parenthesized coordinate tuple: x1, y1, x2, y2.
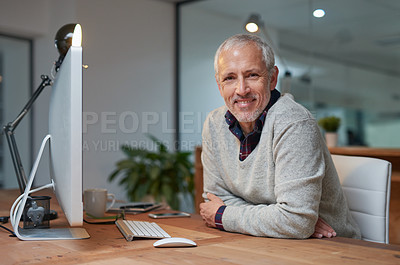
(22, 196, 58, 228)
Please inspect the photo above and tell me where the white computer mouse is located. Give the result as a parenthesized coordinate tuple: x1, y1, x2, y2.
(153, 237, 197, 248)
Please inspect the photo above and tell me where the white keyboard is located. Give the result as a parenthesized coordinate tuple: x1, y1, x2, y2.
(116, 220, 171, 241)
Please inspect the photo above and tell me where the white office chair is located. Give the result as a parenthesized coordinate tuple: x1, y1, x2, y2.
(331, 154, 392, 244)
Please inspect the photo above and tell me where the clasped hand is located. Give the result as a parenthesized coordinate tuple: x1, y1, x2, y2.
(199, 193, 224, 227)
(199, 193, 336, 238)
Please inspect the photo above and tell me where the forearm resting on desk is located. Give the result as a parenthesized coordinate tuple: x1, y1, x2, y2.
(200, 193, 336, 239)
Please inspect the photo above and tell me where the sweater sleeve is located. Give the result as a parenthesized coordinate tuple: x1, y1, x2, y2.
(222, 118, 325, 239)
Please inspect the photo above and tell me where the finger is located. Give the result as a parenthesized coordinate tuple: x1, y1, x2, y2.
(314, 226, 334, 238)
(207, 193, 225, 205)
(316, 218, 336, 232)
(315, 222, 332, 233)
(207, 193, 217, 200)
(318, 219, 333, 231)
(314, 225, 333, 237)
(311, 232, 323, 238)
(199, 202, 207, 210)
(320, 219, 335, 234)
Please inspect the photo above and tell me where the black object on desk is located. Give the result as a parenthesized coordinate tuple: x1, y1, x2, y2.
(107, 202, 162, 214)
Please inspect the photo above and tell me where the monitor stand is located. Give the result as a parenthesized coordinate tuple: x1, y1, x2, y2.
(17, 227, 89, 240)
(11, 135, 90, 241)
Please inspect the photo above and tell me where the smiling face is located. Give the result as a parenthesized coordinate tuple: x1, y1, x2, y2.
(216, 43, 279, 134)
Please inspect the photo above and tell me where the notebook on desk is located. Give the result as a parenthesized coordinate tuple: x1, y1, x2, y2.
(116, 219, 171, 241)
(108, 202, 163, 214)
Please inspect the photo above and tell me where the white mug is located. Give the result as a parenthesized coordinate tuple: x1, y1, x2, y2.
(84, 188, 115, 217)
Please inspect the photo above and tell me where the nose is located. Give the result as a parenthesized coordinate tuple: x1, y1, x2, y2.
(236, 77, 250, 96)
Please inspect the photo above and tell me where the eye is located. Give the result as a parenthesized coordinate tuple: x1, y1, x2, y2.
(223, 76, 234, 82)
(248, 73, 259, 78)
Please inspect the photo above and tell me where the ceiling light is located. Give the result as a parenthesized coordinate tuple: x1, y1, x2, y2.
(245, 14, 263, 33)
(246, 22, 259, 33)
(313, 9, 325, 18)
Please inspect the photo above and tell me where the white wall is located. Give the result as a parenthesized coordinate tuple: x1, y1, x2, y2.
(76, 0, 175, 198)
(0, 0, 175, 202)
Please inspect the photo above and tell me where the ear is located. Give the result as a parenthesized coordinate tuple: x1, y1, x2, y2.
(215, 74, 224, 97)
(269, 66, 279, 91)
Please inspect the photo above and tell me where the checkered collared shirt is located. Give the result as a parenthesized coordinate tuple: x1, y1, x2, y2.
(225, 89, 281, 161)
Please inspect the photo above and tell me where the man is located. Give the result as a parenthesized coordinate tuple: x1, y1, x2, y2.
(199, 34, 360, 239)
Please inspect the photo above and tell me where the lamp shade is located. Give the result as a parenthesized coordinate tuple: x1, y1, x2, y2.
(54, 24, 78, 57)
(54, 23, 82, 72)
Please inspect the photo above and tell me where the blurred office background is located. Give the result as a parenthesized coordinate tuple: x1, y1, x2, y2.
(0, 0, 399, 207)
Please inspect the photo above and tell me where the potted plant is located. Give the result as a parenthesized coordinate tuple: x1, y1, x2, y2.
(318, 116, 341, 147)
(108, 134, 194, 210)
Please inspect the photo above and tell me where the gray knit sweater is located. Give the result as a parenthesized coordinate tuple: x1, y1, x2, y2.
(201, 94, 361, 239)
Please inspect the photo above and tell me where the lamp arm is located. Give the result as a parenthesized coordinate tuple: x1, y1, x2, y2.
(2, 75, 52, 193)
(4, 131, 27, 193)
(8, 75, 52, 130)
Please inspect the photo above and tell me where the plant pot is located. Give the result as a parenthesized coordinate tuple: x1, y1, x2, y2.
(325, 132, 338, 147)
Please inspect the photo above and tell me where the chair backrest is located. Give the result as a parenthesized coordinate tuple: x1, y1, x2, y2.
(331, 154, 392, 244)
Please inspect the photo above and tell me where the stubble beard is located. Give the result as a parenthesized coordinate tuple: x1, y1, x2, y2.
(227, 94, 265, 123)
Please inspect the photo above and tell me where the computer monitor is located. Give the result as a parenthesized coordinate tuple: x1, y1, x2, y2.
(49, 44, 83, 227)
(10, 24, 89, 240)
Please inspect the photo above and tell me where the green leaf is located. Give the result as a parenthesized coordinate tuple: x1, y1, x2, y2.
(162, 184, 174, 208)
(149, 181, 161, 198)
(116, 159, 136, 169)
(108, 169, 121, 181)
(127, 171, 140, 191)
(108, 136, 195, 210)
(149, 166, 161, 181)
(136, 181, 151, 201)
(318, 116, 341, 132)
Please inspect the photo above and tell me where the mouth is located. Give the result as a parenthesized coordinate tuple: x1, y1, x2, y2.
(234, 98, 257, 108)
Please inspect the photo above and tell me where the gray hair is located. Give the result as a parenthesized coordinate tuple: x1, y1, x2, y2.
(214, 34, 275, 79)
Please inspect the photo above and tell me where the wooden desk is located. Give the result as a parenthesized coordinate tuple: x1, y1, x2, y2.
(1, 189, 400, 265)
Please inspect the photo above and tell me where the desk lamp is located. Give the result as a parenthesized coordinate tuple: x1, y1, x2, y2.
(2, 24, 81, 227)
(3, 23, 79, 194)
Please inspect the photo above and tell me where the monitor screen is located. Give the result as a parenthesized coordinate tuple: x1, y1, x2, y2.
(49, 45, 83, 227)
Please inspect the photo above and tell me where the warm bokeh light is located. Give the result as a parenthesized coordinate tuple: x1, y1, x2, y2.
(245, 22, 259, 33)
(313, 9, 325, 18)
